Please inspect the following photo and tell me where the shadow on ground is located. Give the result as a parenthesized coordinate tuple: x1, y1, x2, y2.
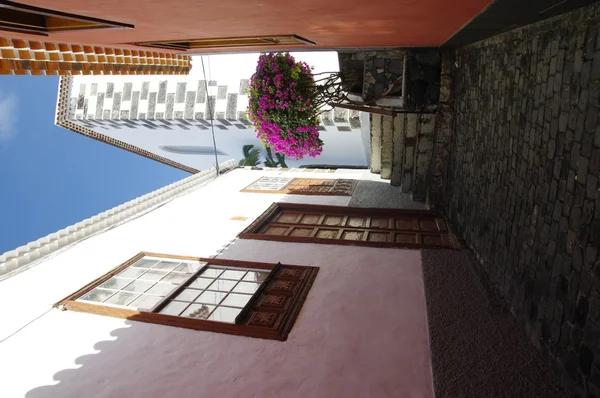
(421, 249, 567, 397)
(349, 180, 426, 209)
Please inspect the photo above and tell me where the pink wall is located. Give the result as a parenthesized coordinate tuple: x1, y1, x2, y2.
(16, 241, 433, 398)
(215, 240, 434, 397)
(1, 169, 434, 397)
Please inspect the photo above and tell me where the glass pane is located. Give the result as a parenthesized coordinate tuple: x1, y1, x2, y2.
(118, 267, 148, 279)
(181, 303, 214, 319)
(208, 306, 242, 323)
(104, 291, 139, 306)
(99, 277, 132, 290)
(161, 272, 190, 284)
(152, 260, 181, 272)
(159, 301, 189, 316)
(219, 269, 247, 280)
(190, 277, 215, 290)
(232, 281, 261, 294)
(195, 290, 227, 305)
(200, 267, 224, 278)
(243, 271, 270, 283)
(138, 269, 168, 282)
(209, 279, 237, 292)
(173, 288, 202, 302)
(79, 288, 115, 303)
(122, 279, 155, 293)
(146, 282, 177, 296)
(221, 293, 252, 308)
(174, 261, 207, 274)
(129, 294, 163, 311)
(131, 258, 159, 268)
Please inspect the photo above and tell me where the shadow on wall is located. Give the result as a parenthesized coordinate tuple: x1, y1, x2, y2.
(25, 320, 135, 398)
(23, 183, 424, 398)
(23, 240, 274, 398)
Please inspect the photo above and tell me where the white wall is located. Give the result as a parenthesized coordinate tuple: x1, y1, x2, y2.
(0, 169, 433, 398)
(71, 123, 368, 170)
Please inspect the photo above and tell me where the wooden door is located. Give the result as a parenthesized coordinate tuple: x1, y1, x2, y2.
(239, 203, 460, 249)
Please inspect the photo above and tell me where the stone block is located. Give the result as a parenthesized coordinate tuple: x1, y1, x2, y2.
(401, 172, 412, 193)
(391, 115, 405, 187)
(406, 114, 418, 138)
(380, 116, 394, 180)
(370, 114, 382, 173)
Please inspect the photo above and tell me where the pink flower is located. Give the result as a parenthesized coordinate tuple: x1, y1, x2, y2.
(246, 52, 323, 159)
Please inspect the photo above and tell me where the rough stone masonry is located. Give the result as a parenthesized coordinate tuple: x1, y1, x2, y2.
(443, 3, 600, 397)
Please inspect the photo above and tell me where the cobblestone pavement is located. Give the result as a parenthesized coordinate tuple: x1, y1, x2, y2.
(444, 4, 600, 397)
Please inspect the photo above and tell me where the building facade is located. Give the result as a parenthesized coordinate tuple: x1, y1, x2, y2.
(0, 164, 438, 397)
(0, 162, 570, 397)
(55, 68, 369, 172)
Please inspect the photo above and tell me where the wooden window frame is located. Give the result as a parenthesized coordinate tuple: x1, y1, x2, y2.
(239, 203, 461, 250)
(0, 0, 133, 36)
(136, 34, 315, 51)
(56, 252, 319, 341)
(241, 177, 358, 196)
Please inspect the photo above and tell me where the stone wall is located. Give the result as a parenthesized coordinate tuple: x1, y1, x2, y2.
(405, 50, 442, 107)
(444, 4, 600, 396)
(371, 111, 435, 200)
(429, 52, 455, 207)
(338, 50, 405, 102)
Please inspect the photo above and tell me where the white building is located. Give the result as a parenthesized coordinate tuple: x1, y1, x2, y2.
(55, 53, 369, 173)
(0, 163, 566, 397)
(0, 161, 456, 397)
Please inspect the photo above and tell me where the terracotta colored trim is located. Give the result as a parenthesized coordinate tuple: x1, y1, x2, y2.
(0, 37, 191, 75)
(55, 76, 199, 173)
(239, 203, 461, 250)
(57, 252, 319, 341)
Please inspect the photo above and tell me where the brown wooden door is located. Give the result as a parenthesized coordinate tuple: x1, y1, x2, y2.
(240, 203, 460, 249)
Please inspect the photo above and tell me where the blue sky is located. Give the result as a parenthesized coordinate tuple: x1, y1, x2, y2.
(0, 76, 188, 254)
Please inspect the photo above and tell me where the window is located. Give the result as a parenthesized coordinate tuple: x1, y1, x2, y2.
(57, 253, 318, 341)
(136, 35, 315, 51)
(242, 177, 358, 196)
(0, 0, 133, 36)
(160, 146, 228, 156)
(239, 203, 461, 249)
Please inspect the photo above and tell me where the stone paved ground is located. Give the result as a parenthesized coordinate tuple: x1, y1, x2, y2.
(443, 3, 600, 397)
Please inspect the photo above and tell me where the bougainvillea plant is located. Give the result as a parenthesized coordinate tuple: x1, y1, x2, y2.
(247, 53, 324, 160)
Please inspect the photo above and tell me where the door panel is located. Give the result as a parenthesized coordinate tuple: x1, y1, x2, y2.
(240, 203, 460, 250)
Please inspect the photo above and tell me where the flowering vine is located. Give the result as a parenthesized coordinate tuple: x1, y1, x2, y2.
(247, 53, 324, 159)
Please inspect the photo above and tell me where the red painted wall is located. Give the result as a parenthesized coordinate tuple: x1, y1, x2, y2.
(3, 0, 493, 51)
